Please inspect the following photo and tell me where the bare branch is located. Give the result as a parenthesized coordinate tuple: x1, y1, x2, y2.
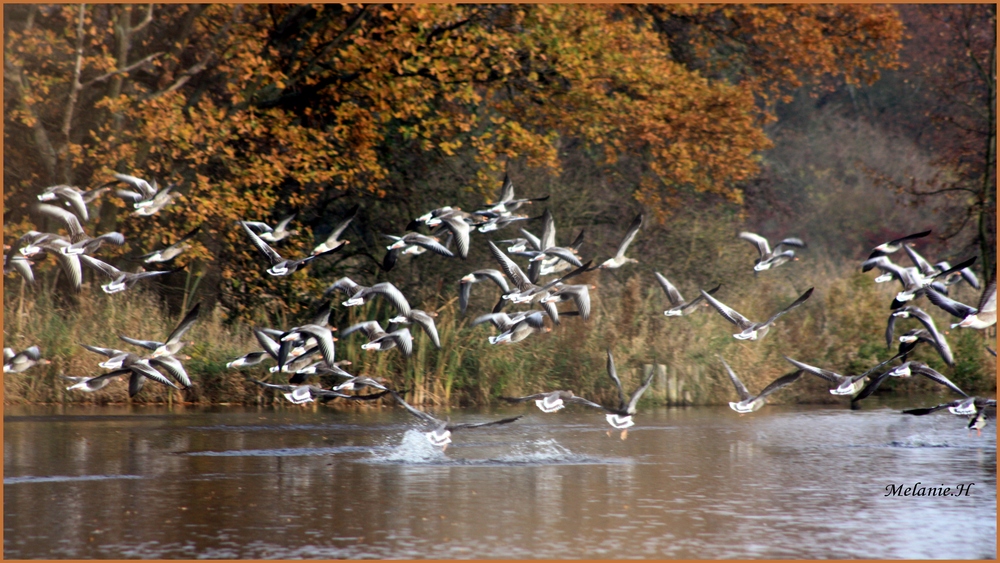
(82, 51, 164, 87)
(130, 4, 155, 33)
(63, 5, 87, 143)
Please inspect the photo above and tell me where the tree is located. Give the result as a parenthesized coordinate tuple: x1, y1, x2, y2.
(4, 4, 904, 318)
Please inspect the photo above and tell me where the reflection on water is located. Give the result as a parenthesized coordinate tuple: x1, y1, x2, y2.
(4, 400, 996, 559)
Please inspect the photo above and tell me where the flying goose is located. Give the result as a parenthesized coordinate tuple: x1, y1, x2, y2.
(499, 390, 605, 413)
(389, 390, 523, 450)
(240, 220, 338, 276)
(62, 373, 117, 393)
(538, 283, 593, 320)
(458, 269, 510, 314)
(783, 356, 869, 396)
(867, 229, 932, 259)
(480, 174, 549, 215)
(739, 232, 806, 271)
(885, 306, 947, 350)
(701, 287, 814, 341)
(654, 272, 721, 316)
(968, 408, 991, 436)
(342, 282, 412, 317)
(4, 251, 35, 285)
(37, 185, 93, 221)
(472, 310, 550, 345)
(389, 309, 441, 349)
(113, 172, 160, 208)
(117, 302, 201, 359)
(244, 214, 298, 243)
(250, 379, 391, 404)
(312, 205, 358, 255)
(719, 356, 803, 413)
(902, 397, 997, 417)
(597, 350, 654, 437)
(933, 260, 980, 290)
(598, 213, 642, 269)
(897, 327, 954, 366)
(3, 346, 50, 373)
(341, 321, 414, 356)
(131, 186, 178, 216)
(279, 324, 337, 368)
(139, 225, 200, 263)
(854, 361, 968, 402)
(79, 255, 176, 294)
(925, 277, 996, 329)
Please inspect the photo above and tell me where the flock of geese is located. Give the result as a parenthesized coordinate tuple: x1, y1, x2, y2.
(4, 172, 997, 448)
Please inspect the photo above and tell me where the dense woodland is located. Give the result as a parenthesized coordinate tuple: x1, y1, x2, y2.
(3, 4, 996, 405)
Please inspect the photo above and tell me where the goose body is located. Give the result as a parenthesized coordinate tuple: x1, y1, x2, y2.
(720, 356, 803, 413)
(739, 232, 805, 271)
(701, 287, 814, 341)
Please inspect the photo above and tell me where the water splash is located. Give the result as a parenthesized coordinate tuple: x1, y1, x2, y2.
(495, 438, 576, 463)
(369, 429, 447, 464)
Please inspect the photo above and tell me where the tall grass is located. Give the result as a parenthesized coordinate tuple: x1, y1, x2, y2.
(4, 250, 995, 407)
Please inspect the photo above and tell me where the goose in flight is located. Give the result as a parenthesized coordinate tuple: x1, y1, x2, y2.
(389, 309, 441, 349)
(240, 220, 338, 276)
(598, 213, 642, 269)
(885, 306, 947, 351)
(458, 269, 510, 314)
(311, 205, 358, 255)
(341, 321, 414, 357)
(925, 277, 996, 329)
(854, 361, 968, 402)
(341, 282, 412, 317)
(112, 172, 160, 208)
(250, 379, 390, 404)
(37, 184, 97, 221)
(867, 229, 932, 259)
(654, 272, 720, 317)
(538, 283, 593, 320)
(36, 203, 125, 256)
(500, 390, 605, 413)
(472, 310, 551, 345)
(480, 174, 549, 215)
(701, 287, 814, 341)
(117, 302, 201, 359)
(3, 346, 51, 373)
(719, 356, 803, 413)
(389, 390, 522, 450)
(902, 397, 997, 417)
(739, 232, 806, 272)
(783, 356, 869, 396)
(243, 214, 298, 243)
(597, 350, 654, 438)
(80, 255, 176, 294)
(139, 225, 200, 263)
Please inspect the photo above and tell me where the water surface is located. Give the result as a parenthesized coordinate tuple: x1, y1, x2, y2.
(4, 400, 996, 559)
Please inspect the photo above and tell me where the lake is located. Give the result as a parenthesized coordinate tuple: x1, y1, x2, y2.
(4, 399, 996, 559)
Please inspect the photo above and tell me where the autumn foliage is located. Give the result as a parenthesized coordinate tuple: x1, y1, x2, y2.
(4, 4, 904, 317)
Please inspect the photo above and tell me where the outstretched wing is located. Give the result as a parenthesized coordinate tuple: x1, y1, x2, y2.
(700, 290, 753, 330)
(718, 355, 752, 402)
(764, 287, 814, 327)
(614, 213, 643, 259)
(738, 232, 770, 258)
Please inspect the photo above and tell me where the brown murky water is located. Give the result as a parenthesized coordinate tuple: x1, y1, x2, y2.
(4, 399, 996, 559)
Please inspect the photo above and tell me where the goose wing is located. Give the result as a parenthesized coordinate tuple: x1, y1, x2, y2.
(165, 302, 201, 345)
(240, 221, 284, 266)
(253, 327, 282, 359)
(682, 284, 722, 311)
(518, 228, 542, 251)
(700, 290, 754, 330)
(295, 324, 337, 367)
(439, 215, 471, 259)
(539, 209, 556, 250)
(654, 272, 683, 306)
(605, 350, 629, 410)
(910, 364, 968, 397)
(625, 365, 655, 415)
(763, 287, 814, 327)
(390, 390, 441, 425)
(783, 356, 846, 385)
(718, 355, 752, 402)
(448, 415, 524, 431)
(113, 173, 157, 200)
(902, 244, 936, 276)
(363, 283, 412, 317)
(273, 214, 296, 235)
(738, 232, 771, 258)
(542, 246, 583, 267)
(924, 287, 976, 319)
(148, 355, 192, 388)
(976, 278, 997, 315)
(56, 187, 90, 222)
(128, 360, 180, 389)
(36, 203, 85, 241)
(118, 334, 163, 351)
(79, 254, 122, 280)
(488, 240, 530, 291)
(386, 328, 413, 357)
(614, 213, 643, 259)
(321, 206, 358, 245)
(410, 310, 441, 348)
(408, 234, 455, 257)
(753, 370, 803, 401)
